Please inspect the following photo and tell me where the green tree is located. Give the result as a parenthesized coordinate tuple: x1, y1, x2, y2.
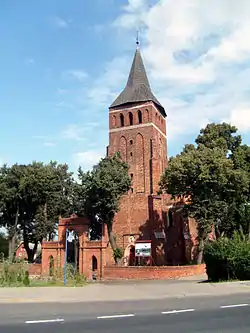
(0, 162, 75, 262)
(76, 153, 131, 258)
(0, 164, 24, 258)
(160, 123, 250, 263)
(195, 122, 242, 152)
(0, 232, 8, 258)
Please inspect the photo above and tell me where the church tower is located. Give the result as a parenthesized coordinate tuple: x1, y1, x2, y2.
(108, 46, 167, 194)
(107, 44, 168, 265)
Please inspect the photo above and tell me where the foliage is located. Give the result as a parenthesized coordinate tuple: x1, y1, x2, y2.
(0, 256, 87, 287)
(0, 256, 30, 286)
(204, 231, 250, 281)
(0, 233, 8, 258)
(76, 153, 131, 256)
(50, 262, 87, 286)
(160, 122, 250, 263)
(0, 162, 75, 262)
(113, 248, 124, 263)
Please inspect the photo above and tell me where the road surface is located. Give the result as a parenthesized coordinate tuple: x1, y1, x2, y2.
(0, 293, 249, 332)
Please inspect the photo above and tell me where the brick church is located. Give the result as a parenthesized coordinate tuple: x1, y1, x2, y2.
(41, 44, 198, 279)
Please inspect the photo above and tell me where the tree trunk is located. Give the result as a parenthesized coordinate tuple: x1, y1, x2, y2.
(107, 223, 117, 251)
(9, 205, 19, 260)
(8, 238, 13, 259)
(23, 236, 38, 263)
(197, 238, 204, 264)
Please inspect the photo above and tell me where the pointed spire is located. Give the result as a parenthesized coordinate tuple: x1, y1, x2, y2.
(110, 42, 165, 116)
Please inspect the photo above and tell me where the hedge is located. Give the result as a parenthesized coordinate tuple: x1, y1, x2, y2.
(204, 231, 250, 282)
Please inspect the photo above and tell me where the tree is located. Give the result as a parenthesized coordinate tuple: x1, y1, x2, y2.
(0, 164, 24, 258)
(195, 122, 242, 153)
(0, 162, 75, 262)
(231, 144, 250, 239)
(0, 232, 8, 258)
(160, 123, 250, 263)
(76, 153, 131, 258)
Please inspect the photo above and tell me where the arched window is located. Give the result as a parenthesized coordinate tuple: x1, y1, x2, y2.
(92, 255, 98, 271)
(129, 112, 133, 126)
(120, 114, 124, 127)
(138, 110, 142, 124)
(49, 255, 54, 277)
(112, 115, 116, 127)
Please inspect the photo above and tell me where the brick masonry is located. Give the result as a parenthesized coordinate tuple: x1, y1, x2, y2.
(106, 100, 199, 267)
(0, 263, 42, 276)
(42, 215, 110, 280)
(40, 52, 201, 279)
(104, 264, 206, 280)
(28, 263, 42, 275)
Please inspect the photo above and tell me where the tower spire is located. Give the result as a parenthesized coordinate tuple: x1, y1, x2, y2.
(109, 40, 166, 117)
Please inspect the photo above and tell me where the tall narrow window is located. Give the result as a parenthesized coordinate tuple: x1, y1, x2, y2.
(136, 134, 145, 193)
(120, 114, 124, 127)
(120, 136, 127, 161)
(129, 112, 133, 126)
(168, 210, 174, 227)
(138, 110, 142, 124)
(149, 139, 153, 194)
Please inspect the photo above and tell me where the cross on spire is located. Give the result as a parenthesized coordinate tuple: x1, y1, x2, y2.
(136, 30, 140, 48)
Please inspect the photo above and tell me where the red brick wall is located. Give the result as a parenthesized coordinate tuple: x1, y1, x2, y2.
(28, 264, 42, 275)
(0, 263, 42, 276)
(106, 101, 171, 265)
(103, 264, 206, 280)
(108, 101, 167, 195)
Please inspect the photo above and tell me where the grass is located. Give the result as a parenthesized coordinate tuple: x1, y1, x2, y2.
(0, 254, 87, 287)
(29, 279, 88, 287)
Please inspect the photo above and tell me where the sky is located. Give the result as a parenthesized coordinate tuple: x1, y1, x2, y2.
(1, 0, 250, 174)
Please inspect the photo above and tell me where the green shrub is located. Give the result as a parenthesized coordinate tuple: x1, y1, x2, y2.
(204, 231, 250, 282)
(52, 262, 87, 286)
(0, 258, 30, 286)
(113, 248, 124, 263)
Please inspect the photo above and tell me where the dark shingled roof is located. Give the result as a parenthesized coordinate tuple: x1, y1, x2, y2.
(110, 48, 166, 117)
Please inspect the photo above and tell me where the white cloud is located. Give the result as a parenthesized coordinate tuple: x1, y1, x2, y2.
(62, 70, 88, 82)
(25, 58, 35, 65)
(101, 0, 250, 147)
(44, 142, 56, 147)
(57, 88, 68, 95)
(80, 56, 129, 109)
(73, 150, 104, 171)
(62, 123, 99, 142)
(51, 16, 69, 29)
(62, 124, 86, 141)
(113, 0, 149, 29)
(55, 101, 74, 109)
(227, 106, 250, 132)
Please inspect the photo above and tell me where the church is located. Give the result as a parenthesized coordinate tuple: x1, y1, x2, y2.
(41, 44, 199, 280)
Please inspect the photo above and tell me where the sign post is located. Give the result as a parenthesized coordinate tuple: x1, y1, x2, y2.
(135, 241, 152, 266)
(64, 228, 69, 286)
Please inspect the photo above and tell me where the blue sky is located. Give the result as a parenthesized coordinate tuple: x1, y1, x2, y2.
(1, 0, 250, 174)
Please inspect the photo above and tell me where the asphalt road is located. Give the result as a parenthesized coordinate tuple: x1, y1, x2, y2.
(0, 294, 249, 332)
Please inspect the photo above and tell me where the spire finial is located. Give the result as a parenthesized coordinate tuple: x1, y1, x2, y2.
(136, 30, 140, 49)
